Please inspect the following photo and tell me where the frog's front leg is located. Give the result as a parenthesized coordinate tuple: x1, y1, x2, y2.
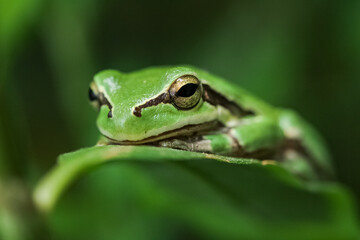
(159, 116, 284, 159)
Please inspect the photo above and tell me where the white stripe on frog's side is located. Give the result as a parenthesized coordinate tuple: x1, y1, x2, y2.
(105, 120, 222, 145)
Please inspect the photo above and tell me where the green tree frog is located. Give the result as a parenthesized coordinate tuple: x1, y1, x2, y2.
(89, 66, 333, 180)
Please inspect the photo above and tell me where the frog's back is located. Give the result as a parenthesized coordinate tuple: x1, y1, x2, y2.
(177, 66, 333, 178)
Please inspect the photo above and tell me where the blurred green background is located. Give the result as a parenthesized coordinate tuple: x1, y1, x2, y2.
(1, 0, 360, 239)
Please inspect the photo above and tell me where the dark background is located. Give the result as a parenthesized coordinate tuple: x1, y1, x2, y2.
(1, 0, 359, 238)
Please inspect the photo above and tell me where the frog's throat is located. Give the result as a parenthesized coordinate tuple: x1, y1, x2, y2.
(104, 120, 224, 145)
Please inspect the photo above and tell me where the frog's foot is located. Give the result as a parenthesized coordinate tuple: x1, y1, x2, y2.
(261, 160, 278, 166)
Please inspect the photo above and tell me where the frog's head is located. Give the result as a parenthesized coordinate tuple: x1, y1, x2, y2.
(89, 66, 220, 143)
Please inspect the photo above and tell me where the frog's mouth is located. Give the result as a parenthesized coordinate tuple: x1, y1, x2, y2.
(103, 120, 224, 145)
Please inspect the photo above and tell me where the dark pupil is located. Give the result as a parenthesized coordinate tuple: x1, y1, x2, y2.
(176, 83, 198, 97)
(88, 88, 98, 101)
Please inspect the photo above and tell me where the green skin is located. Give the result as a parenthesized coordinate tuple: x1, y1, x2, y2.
(90, 65, 333, 179)
(32, 65, 335, 213)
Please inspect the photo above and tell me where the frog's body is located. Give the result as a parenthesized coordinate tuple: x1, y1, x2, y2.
(89, 66, 333, 180)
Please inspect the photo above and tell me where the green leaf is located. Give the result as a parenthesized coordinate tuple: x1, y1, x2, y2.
(33, 146, 359, 240)
(33, 145, 258, 212)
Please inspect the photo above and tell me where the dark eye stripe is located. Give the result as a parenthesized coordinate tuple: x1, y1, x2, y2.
(176, 83, 198, 97)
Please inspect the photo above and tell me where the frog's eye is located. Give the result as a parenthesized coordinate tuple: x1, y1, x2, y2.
(169, 75, 202, 109)
(88, 83, 113, 117)
(88, 88, 98, 101)
(88, 82, 101, 110)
